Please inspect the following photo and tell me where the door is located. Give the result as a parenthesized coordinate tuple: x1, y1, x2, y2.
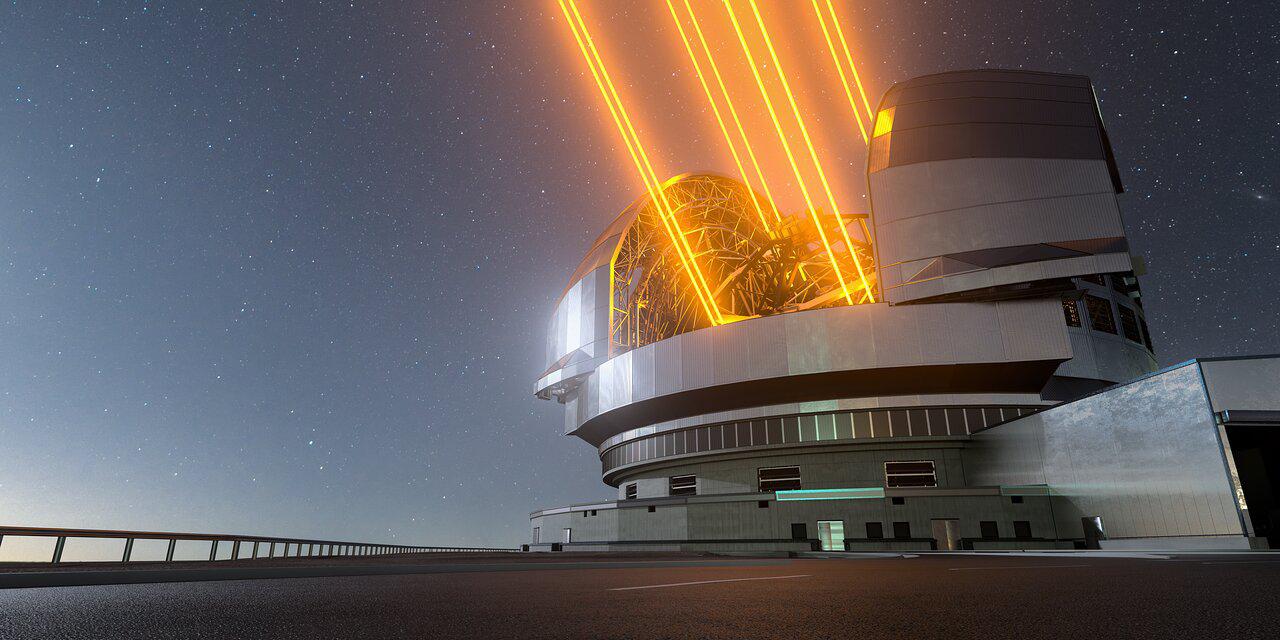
(817, 520, 845, 551)
(562, 528, 572, 544)
(931, 519, 961, 550)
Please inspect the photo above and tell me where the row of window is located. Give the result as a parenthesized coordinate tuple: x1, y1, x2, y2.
(601, 406, 1039, 474)
(624, 461, 941, 499)
(1066, 273, 1154, 351)
(536, 520, 1033, 545)
(799, 520, 1034, 549)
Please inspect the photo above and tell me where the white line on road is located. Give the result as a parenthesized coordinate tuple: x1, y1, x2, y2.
(608, 574, 810, 591)
(948, 564, 1091, 571)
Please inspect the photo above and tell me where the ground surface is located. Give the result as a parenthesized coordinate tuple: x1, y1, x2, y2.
(2, 551, 1279, 639)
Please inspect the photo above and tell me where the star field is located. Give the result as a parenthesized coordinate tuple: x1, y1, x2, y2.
(0, 1, 1275, 547)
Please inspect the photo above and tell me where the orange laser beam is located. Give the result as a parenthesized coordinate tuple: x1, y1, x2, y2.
(683, 0, 781, 225)
(825, 0, 875, 122)
(746, 0, 875, 303)
(665, 0, 771, 232)
(722, 0, 854, 305)
(558, 0, 722, 323)
(811, 0, 869, 143)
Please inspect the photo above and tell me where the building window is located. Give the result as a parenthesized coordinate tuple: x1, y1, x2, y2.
(1010, 495, 1024, 504)
(562, 528, 572, 544)
(791, 523, 808, 540)
(865, 522, 884, 539)
(891, 496, 905, 505)
(758, 466, 802, 492)
(1117, 305, 1142, 343)
(669, 474, 697, 496)
(885, 461, 937, 488)
(532, 527, 540, 544)
(1084, 295, 1117, 334)
(625, 484, 637, 500)
(1062, 299, 1082, 327)
(892, 521, 911, 539)
(980, 521, 999, 539)
(757, 500, 769, 509)
(1013, 521, 1033, 539)
(817, 521, 846, 551)
(1080, 274, 1106, 287)
(1139, 317, 1154, 351)
(647, 505, 656, 513)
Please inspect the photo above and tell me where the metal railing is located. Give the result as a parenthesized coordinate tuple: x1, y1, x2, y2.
(0, 526, 518, 564)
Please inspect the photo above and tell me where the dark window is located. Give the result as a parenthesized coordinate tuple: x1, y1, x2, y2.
(1013, 521, 1033, 539)
(964, 408, 986, 431)
(889, 410, 910, 437)
(865, 522, 884, 539)
(926, 409, 947, 436)
(669, 475, 696, 496)
(1084, 295, 1117, 334)
(1117, 305, 1142, 343)
(647, 505, 656, 513)
(1062, 299, 1082, 327)
(791, 523, 808, 540)
(1010, 495, 1024, 504)
(891, 496, 905, 505)
(625, 484, 637, 500)
(892, 522, 911, 539)
(1080, 274, 1106, 287)
(980, 521, 1000, 539)
(907, 409, 928, 436)
(945, 408, 968, 435)
(757, 500, 769, 509)
(758, 466, 802, 492)
(870, 411, 890, 437)
(885, 461, 937, 488)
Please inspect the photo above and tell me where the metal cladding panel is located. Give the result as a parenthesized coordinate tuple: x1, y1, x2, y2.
(569, 302, 1071, 444)
(631, 345, 655, 403)
(996, 299, 1073, 362)
(712, 316, 754, 386)
(680, 328, 716, 390)
(877, 191, 1126, 267)
(886, 252, 1133, 305)
(541, 264, 611, 389)
(595, 351, 633, 416)
(870, 158, 1115, 227)
(652, 335, 683, 397)
(1199, 356, 1280, 413)
(966, 363, 1244, 540)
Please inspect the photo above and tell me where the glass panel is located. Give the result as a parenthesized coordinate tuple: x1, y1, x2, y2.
(817, 521, 846, 551)
(853, 411, 872, 439)
(870, 411, 890, 437)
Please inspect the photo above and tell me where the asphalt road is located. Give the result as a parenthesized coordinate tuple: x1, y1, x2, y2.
(2, 552, 1279, 639)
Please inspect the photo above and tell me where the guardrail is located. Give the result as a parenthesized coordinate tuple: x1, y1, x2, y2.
(0, 526, 518, 564)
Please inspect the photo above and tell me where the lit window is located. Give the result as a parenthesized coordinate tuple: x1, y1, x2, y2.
(817, 520, 846, 551)
(873, 106, 895, 137)
(669, 474, 697, 496)
(1062, 299, 1082, 327)
(758, 466, 802, 492)
(885, 461, 937, 488)
(1084, 295, 1117, 334)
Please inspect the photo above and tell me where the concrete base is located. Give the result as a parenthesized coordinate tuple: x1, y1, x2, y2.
(1099, 535, 1252, 551)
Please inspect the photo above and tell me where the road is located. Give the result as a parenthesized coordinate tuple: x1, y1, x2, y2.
(2, 552, 1279, 639)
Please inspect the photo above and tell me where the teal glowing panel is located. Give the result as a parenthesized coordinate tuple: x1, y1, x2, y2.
(775, 488, 886, 501)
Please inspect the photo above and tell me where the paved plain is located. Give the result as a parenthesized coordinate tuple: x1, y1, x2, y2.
(2, 552, 1279, 639)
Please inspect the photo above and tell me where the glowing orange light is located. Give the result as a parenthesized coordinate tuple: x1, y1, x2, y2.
(744, 0, 875, 303)
(811, 0, 869, 143)
(825, 0, 876, 123)
(681, 0, 781, 226)
(665, 0, 771, 231)
(722, 0, 855, 305)
(557, 0, 724, 324)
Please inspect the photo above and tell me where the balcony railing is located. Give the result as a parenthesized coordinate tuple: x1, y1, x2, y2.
(0, 526, 518, 564)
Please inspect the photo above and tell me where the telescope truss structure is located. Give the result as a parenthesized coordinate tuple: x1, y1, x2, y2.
(609, 174, 877, 355)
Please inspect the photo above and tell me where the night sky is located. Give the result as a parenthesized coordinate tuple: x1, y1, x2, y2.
(1, 2, 1275, 548)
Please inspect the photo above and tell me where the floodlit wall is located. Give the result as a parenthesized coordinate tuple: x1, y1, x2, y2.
(966, 362, 1245, 540)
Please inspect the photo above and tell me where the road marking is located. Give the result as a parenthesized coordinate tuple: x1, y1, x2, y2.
(948, 564, 1091, 571)
(609, 574, 810, 591)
